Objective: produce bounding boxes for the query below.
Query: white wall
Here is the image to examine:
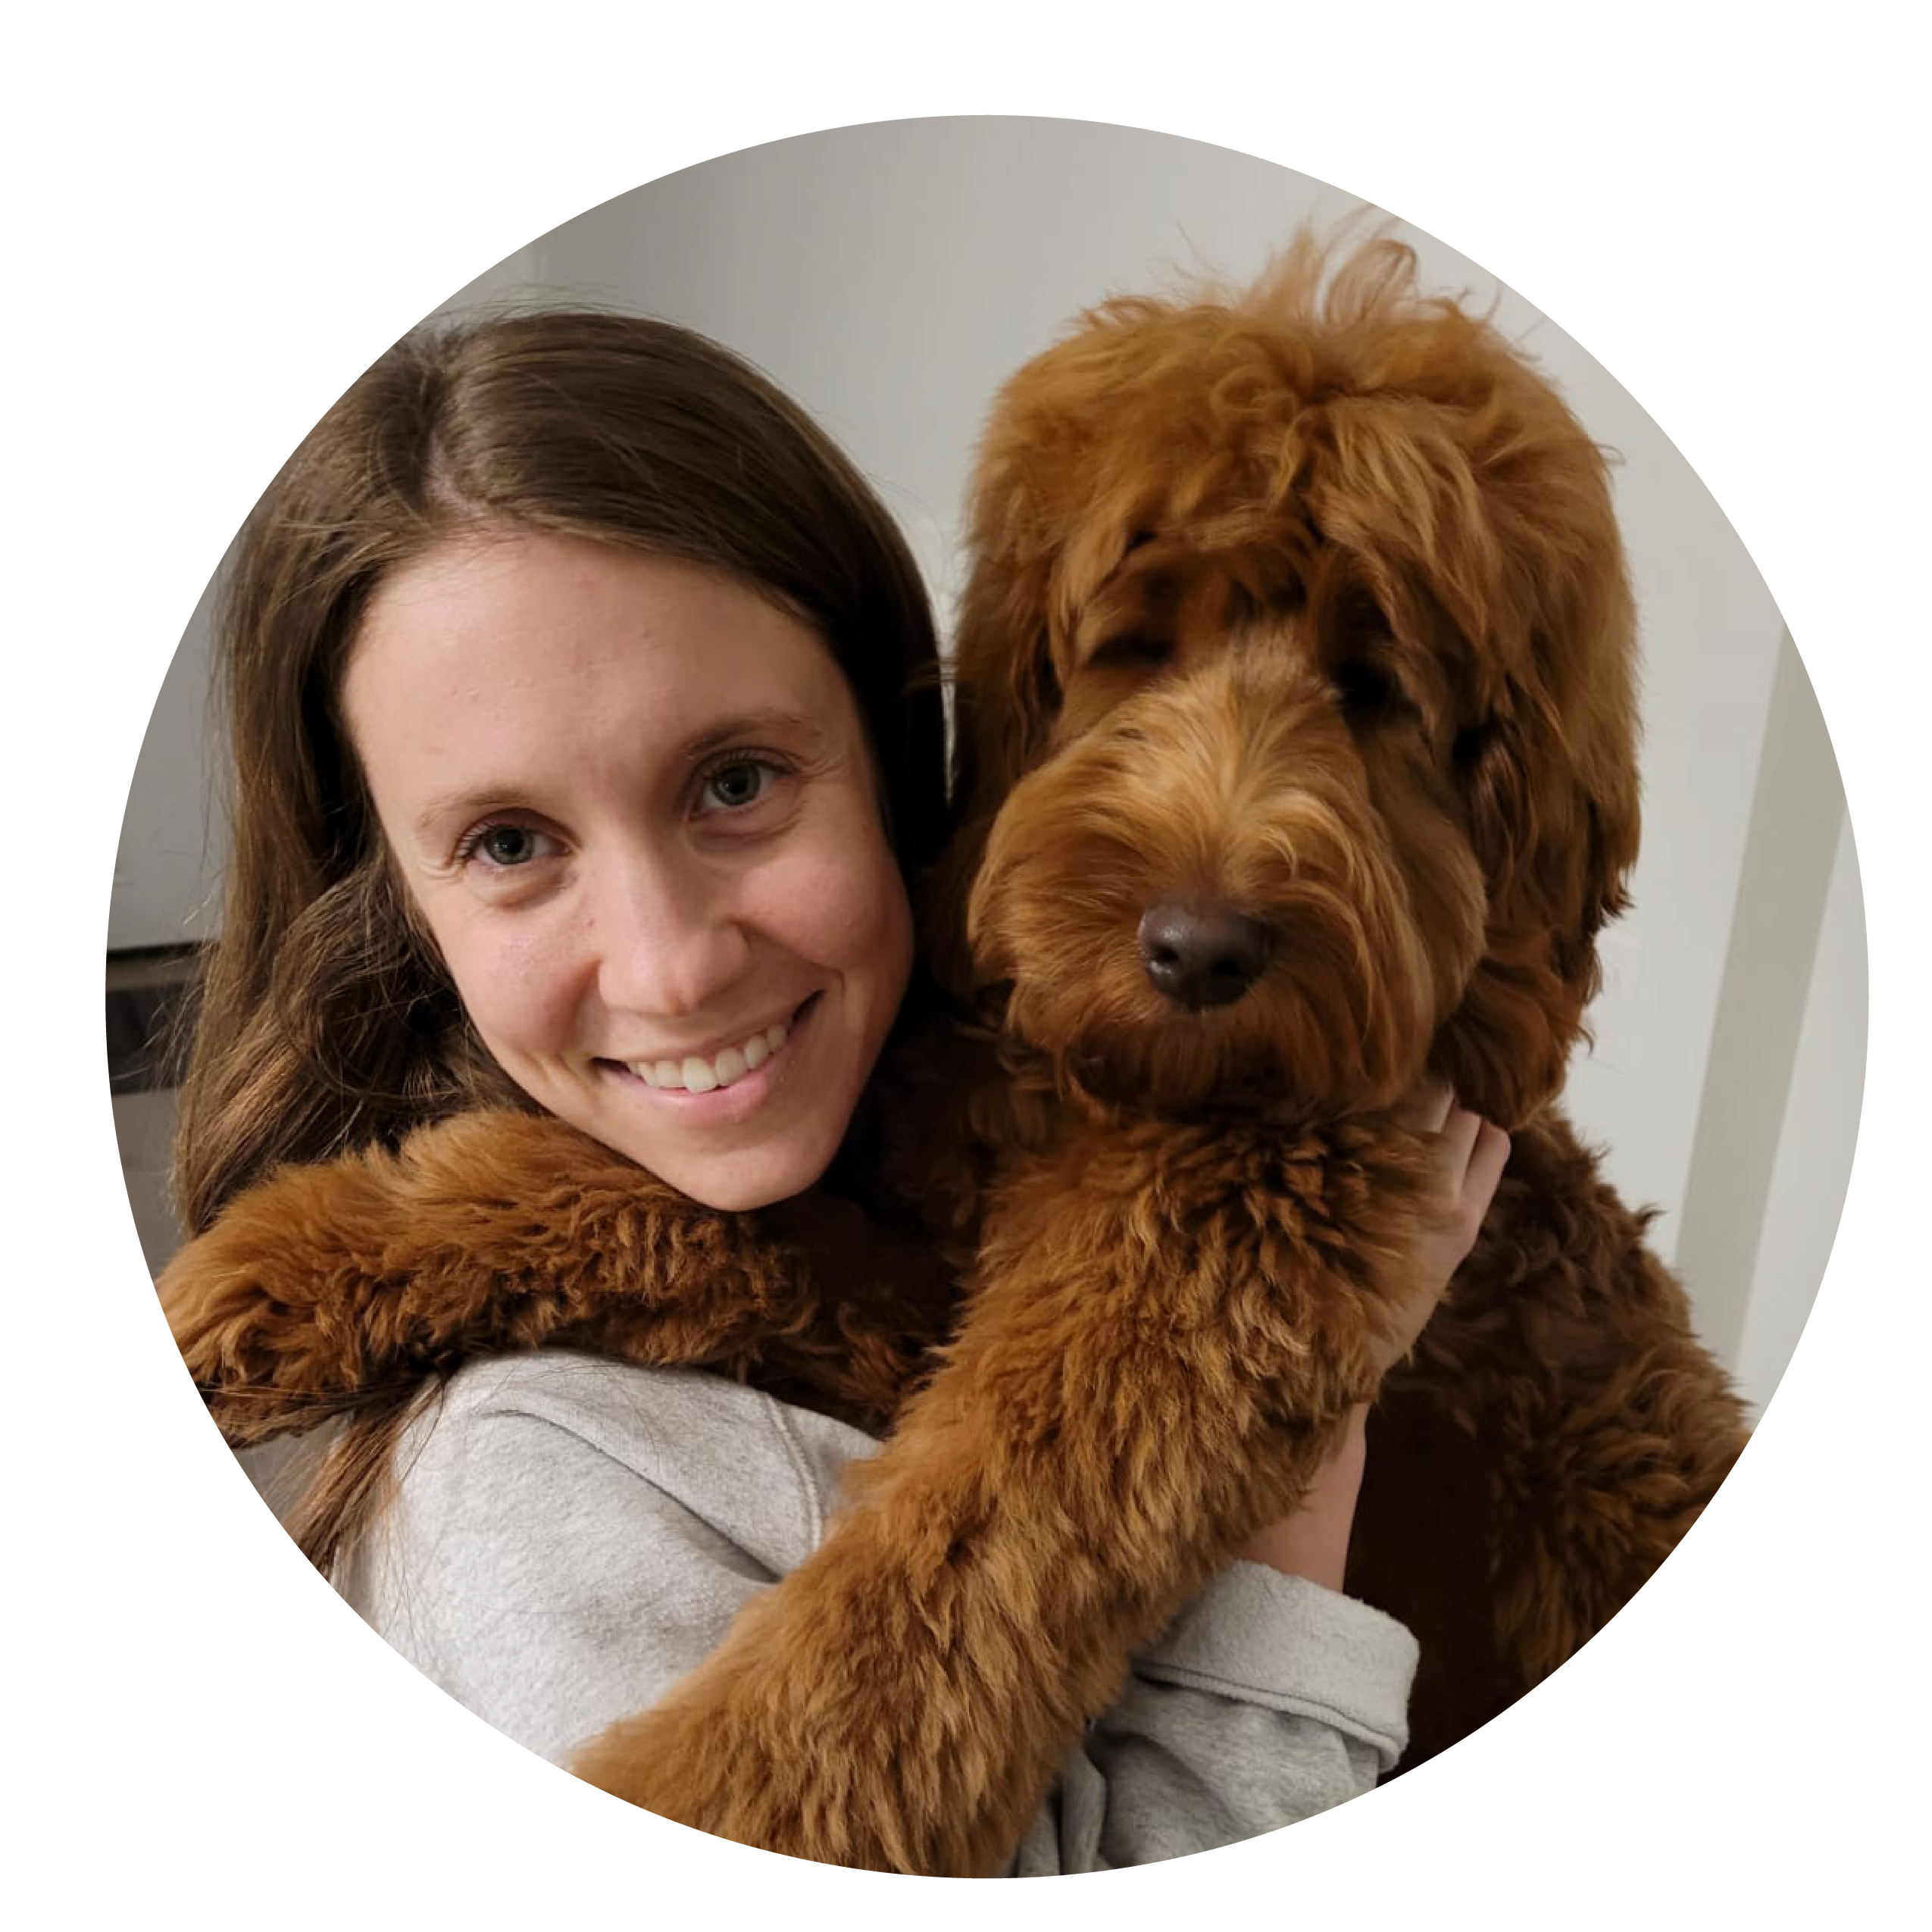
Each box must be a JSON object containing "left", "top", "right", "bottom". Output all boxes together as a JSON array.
[
  {"left": 110, "top": 117, "right": 1861, "bottom": 1405},
  {"left": 1731, "top": 810, "right": 1866, "bottom": 1415},
  {"left": 1674, "top": 633, "right": 1859, "bottom": 1405},
  {"left": 109, "top": 569, "right": 224, "bottom": 950}
]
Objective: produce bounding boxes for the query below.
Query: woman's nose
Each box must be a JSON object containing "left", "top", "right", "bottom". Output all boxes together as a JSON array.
[{"left": 589, "top": 854, "right": 753, "bottom": 1021}]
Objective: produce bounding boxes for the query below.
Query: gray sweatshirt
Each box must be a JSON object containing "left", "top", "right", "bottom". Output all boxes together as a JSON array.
[{"left": 338, "top": 1350, "right": 1417, "bottom": 1873}]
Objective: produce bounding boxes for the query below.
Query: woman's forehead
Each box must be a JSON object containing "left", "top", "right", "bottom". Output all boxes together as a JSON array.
[{"left": 345, "top": 534, "right": 860, "bottom": 746}]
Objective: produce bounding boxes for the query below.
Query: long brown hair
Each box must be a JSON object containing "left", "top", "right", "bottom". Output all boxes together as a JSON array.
[{"left": 172, "top": 310, "right": 949, "bottom": 1564}]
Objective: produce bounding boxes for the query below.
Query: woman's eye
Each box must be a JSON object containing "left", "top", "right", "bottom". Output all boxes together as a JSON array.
[
  {"left": 464, "top": 824, "right": 552, "bottom": 868},
  {"left": 699, "top": 758, "right": 781, "bottom": 813}
]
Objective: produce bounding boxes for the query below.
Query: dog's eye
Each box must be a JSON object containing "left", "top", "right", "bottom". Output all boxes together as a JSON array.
[
  {"left": 1337, "top": 590, "right": 1393, "bottom": 641},
  {"left": 1089, "top": 632, "right": 1173, "bottom": 673},
  {"left": 1331, "top": 658, "right": 1401, "bottom": 718}
]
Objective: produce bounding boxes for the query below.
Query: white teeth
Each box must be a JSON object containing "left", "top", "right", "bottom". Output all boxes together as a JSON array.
[{"left": 629, "top": 1016, "right": 792, "bottom": 1093}]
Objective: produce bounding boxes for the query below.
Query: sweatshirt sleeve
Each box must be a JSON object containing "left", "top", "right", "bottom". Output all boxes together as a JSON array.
[
  {"left": 1010, "top": 1561, "right": 1418, "bottom": 1873},
  {"left": 347, "top": 1358, "right": 1416, "bottom": 1870},
  {"left": 345, "top": 1365, "right": 799, "bottom": 1770}
]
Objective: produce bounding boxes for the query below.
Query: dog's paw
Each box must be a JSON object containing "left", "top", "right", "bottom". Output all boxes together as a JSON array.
[
  {"left": 157, "top": 1149, "right": 424, "bottom": 1443},
  {"left": 157, "top": 1109, "right": 639, "bottom": 1441}
]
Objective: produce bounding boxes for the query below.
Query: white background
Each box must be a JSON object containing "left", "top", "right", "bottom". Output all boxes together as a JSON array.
[{"left": 14, "top": 3, "right": 1924, "bottom": 1925}]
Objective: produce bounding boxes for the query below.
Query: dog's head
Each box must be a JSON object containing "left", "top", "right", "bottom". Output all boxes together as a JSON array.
[{"left": 932, "top": 235, "right": 1639, "bottom": 1130}]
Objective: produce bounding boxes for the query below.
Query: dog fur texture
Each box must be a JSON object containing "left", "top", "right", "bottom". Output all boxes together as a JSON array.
[{"left": 161, "top": 234, "right": 1751, "bottom": 1872}]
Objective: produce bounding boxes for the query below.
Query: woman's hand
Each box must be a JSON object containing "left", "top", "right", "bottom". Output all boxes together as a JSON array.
[
  {"left": 1237, "top": 1403, "right": 1371, "bottom": 1590},
  {"left": 1238, "top": 1083, "right": 1509, "bottom": 1587},
  {"left": 1370, "top": 1080, "right": 1513, "bottom": 1374}
]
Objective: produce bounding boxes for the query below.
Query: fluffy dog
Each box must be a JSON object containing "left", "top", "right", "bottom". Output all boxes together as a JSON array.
[{"left": 161, "top": 233, "right": 1750, "bottom": 1870}]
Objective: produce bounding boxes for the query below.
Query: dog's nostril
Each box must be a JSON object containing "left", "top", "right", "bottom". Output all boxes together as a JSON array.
[{"left": 1137, "top": 902, "right": 1272, "bottom": 1009}]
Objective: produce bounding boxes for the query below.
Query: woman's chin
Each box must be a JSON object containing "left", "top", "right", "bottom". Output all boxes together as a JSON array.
[
  {"left": 663, "top": 1145, "right": 833, "bottom": 1215},
  {"left": 620, "top": 1114, "right": 845, "bottom": 1214}
]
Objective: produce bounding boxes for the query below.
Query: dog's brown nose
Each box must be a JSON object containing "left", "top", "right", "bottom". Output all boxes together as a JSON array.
[{"left": 1137, "top": 901, "right": 1272, "bottom": 1009}]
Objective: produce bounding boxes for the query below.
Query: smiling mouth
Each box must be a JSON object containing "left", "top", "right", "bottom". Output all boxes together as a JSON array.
[{"left": 617, "top": 995, "right": 818, "bottom": 1094}]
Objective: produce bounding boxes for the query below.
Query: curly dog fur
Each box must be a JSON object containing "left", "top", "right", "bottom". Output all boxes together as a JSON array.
[{"left": 161, "top": 233, "right": 1749, "bottom": 1871}]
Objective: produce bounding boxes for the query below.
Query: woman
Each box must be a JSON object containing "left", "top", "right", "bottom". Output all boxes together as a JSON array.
[{"left": 170, "top": 309, "right": 1508, "bottom": 1871}]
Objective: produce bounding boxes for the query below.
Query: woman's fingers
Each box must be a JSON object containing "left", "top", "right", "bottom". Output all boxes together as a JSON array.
[
  {"left": 1368, "top": 1092, "right": 1512, "bottom": 1375},
  {"left": 1421, "top": 1101, "right": 1511, "bottom": 1252},
  {"left": 1431, "top": 1100, "right": 1483, "bottom": 1179},
  {"left": 1396, "top": 1080, "right": 1510, "bottom": 1247},
  {"left": 1396, "top": 1077, "right": 1455, "bottom": 1136},
  {"left": 1464, "top": 1118, "right": 1512, "bottom": 1215}
]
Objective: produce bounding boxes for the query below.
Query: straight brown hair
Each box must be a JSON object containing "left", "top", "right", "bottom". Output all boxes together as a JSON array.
[{"left": 170, "top": 310, "right": 949, "bottom": 1564}]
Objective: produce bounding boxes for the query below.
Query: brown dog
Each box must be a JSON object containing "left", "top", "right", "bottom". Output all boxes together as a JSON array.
[{"left": 162, "top": 233, "right": 1749, "bottom": 1870}]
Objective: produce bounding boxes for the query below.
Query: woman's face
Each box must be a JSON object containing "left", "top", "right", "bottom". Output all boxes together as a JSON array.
[{"left": 343, "top": 533, "right": 914, "bottom": 1211}]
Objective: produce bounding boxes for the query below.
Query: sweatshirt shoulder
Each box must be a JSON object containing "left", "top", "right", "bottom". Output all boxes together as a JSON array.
[{"left": 401, "top": 1352, "right": 880, "bottom": 1577}]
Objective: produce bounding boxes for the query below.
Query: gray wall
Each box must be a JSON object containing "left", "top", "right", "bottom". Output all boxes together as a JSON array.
[{"left": 111, "top": 117, "right": 1862, "bottom": 1418}]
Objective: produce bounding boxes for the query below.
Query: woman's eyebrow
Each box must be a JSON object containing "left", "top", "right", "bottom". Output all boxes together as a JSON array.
[
  {"left": 677, "top": 708, "right": 828, "bottom": 760},
  {"left": 410, "top": 788, "right": 526, "bottom": 843}
]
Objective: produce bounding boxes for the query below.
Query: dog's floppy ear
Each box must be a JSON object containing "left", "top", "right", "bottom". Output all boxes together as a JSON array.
[
  {"left": 1433, "top": 564, "right": 1641, "bottom": 1129},
  {"left": 1302, "top": 331, "right": 1642, "bottom": 1130}
]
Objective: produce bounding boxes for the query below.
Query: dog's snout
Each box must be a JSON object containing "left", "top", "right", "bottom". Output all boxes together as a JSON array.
[{"left": 1137, "top": 901, "right": 1272, "bottom": 1010}]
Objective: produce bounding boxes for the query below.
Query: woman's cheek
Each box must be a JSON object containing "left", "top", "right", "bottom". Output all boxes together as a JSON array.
[
  {"left": 439, "top": 912, "right": 577, "bottom": 1052},
  {"left": 789, "top": 824, "right": 911, "bottom": 974}
]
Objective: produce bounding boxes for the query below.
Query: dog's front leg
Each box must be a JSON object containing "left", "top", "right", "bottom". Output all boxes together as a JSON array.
[
  {"left": 571, "top": 1109, "right": 1440, "bottom": 1874},
  {"left": 160, "top": 1108, "right": 943, "bottom": 1445}
]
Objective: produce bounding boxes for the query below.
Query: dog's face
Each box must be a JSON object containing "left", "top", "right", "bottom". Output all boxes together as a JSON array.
[{"left": 936, "top": 239, "right": 1640, "bottom": 1130}]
